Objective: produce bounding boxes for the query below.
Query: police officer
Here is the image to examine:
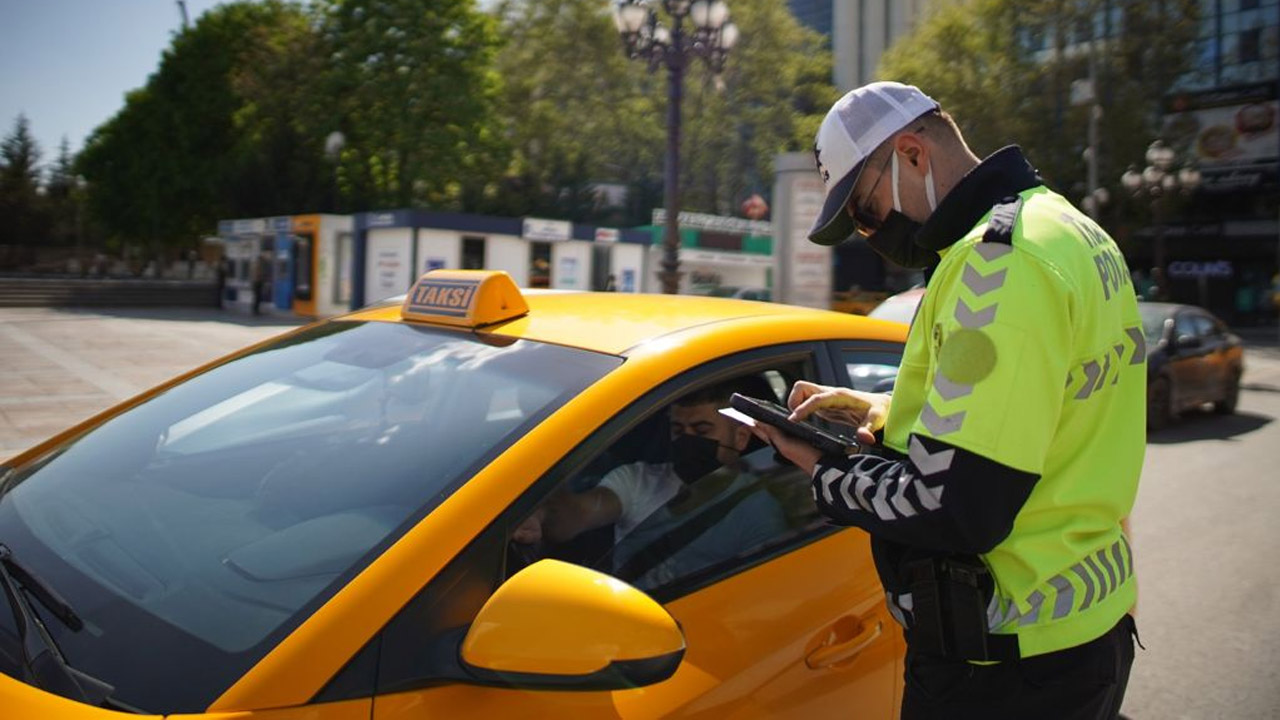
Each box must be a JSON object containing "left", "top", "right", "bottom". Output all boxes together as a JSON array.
[{"left": 753, "top": 82, "right": 1143, "bottom": 719}]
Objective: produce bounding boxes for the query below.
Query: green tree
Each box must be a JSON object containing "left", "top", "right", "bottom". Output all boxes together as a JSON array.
[
  {"left": 0, "top": 114, "right": 50, "bottom": 247},
  {"left": 678, "top": 0, "right": 837, "bottom": 216},
  {"left": 78, "top": 1, "right": 318, "bottom": 256},
  {"left": 488, "top": 0, "right": 661, "bottom": 223},
  {"left": 317, "top": 0, "right": 505, "bottom": 210},
  {"left": 879, "top": 0, "right": 1199, "bottom": 204},
  {"left": 44, "top": 137, "right": 81, "bottom": 247},
  {"left": 490, "top": 0, "right": 836, "bottom": 225},
  {"left": 229, "top": 3, "right": 340, "bottom": 213}
]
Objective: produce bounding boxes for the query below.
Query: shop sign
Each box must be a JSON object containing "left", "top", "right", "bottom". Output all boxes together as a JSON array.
[
  {"left": 220, "top": 218, "right": 267, "bottom": 236},
  {"left": 1199, "top": 165, "right": 1274, "bottom": 193},
  {"left": 594, "top": 228, "right": 619, "bottom": 243},
  {"left": 523, "top": 217, "right": 572, "bottom": 242},
  {"left": 1162, "top": 82, "right": 1279, "bottom": 169},
  {"left": 366, "top": 213, "right": 399, "bottom": 228},
  {"left": 682, "top": 249, "right": 773, "bottom": 266},
  {"left": 652, "top": 209, "right": 772, "bottom": 236},
  {"left": 1167, "top": 260, "right": 1234, "bottom": 279}
]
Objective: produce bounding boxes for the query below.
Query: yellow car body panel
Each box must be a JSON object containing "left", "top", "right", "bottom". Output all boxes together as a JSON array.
[
  {"left": 1, "top": 284, "right": 908, "bottom": 719},
  {"left": 460, "top": 560, "right": 685, "bottom": 674},
  {"left": 0, "top": 673, "right": 163, "bottom": 720},
  {"left": 372, "top": 533, "right": 903, "bottom": 720}
]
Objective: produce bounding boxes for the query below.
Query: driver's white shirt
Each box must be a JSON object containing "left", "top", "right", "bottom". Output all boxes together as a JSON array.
[{"left": 598, "top": 462, "right": 680, "bottom": 541}]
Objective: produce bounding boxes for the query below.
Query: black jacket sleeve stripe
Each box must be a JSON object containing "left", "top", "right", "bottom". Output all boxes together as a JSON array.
[{"left": 812, "top": 433, "right": 1039, "bottom": 555}]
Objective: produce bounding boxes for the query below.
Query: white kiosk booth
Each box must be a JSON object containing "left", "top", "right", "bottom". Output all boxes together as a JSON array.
[
  {"left": 353, "top": 210, "right": 650, "bottom": 307},
  {"left": 215, "top": 216, "right": 285, "bottom": 314},
  {"left": 287, "top": 214, "right": 355, "bottom": 318}
]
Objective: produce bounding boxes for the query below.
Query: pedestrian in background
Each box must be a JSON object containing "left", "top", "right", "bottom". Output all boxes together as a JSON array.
[
  {"left": 753, "top": 81, "right": 1144, "bottom": 720},
  {"left": 249, "top": 253, "right": 268, "bottom": 316}
]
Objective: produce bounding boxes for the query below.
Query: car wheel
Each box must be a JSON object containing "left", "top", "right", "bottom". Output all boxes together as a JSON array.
[
  {"left": 1213, "top": 371, "right": 1241, "bottom": 415},
  {"left": 1148, "top": 377, "right": 1174, "bottom": 430}
]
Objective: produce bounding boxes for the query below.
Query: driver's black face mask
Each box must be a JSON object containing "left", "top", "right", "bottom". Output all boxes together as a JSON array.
[
  {"left": 865, "top": 210, "right": 939, "bottom": 270},
  {"left": 671, "top": 434, "right": 725, "bottom": 484}
]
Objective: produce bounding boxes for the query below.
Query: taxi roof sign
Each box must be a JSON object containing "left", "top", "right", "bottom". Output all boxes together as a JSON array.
[{"left": 401, "top": 270, "right": 529, "bottom": 328}]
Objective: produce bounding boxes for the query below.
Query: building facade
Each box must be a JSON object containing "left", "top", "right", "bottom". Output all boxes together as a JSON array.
[
  {"left": 788, "top": 0, "right": 929, "bottom": 91},
  {"left": 1158, "top": 0, "right": 1277, "bottom": 321}
]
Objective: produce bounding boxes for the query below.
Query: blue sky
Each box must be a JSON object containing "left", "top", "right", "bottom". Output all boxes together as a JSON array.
[{"left": 0, "top": 0, "right": 228, "bottom": 166}]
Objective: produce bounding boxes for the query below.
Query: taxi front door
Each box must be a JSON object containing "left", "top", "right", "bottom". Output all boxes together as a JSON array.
[{"left": 370, "top": 527, "right": 900, "bottom": 720}]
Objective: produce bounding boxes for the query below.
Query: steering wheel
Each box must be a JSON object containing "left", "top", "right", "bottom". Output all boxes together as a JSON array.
[{"left": 504, "top": 538, "right": 546, "bottom": 578}]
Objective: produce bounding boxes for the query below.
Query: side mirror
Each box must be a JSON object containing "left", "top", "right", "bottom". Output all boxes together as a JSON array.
[
  {"left": 1175, "top": 334, "right": 1202, "bottom": 350},
  {"left": 460, "top": 560, "right": 685, "bottom": 690}
]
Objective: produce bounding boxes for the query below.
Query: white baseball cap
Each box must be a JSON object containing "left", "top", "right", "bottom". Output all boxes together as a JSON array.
[{"left": 809, "top": 82, "right": 939, "bottom": 246}]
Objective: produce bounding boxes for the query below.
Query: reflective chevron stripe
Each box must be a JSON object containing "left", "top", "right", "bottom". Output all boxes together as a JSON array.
[
  {"left": 1048, "top": 574, "right": 1075, "bottom": 620},
  {"left": 913, "top": 479, "right": 944, "bottom": 510},
  {"left": 908, "top": 435, "right": 955, "bottom": 475},
  {"left": 955, "top": 298, "right": 997, "bottom": 328},
  {"left": 1126, "top": 327, "right": 1146, "bottom": 364},
  {"left": 815, "top": 455, "right": 947, "bottom": 522},
  {"left": 1076, "top": 360, "right": 1102, "bottom": 399},
  {"left": 1018, "top": 590, "right": 1045, "bottom": 626},
  {"left": 933, "top": 371, "right": 973, "bottom": 400},
  {"left": 990, "top": 536, "right": 1135, "bottom": 632},
  {"left": 974, "top": 242, "right": 1013, "bottom": 261},
  {"left": 1073, "top": 327, "right": 1146, "bottom": 400},
  {"left": 920, "top": 403, "right": 966, "bottom": 435},
  {"left": 1084, "top": 554, "right": 1109, "bottom": 602},
  {"left": 1071, "top": 562, "right": 1096, "bottom": 611},
  {"left": 889, "top": 472, "right": 919, "bottom": 517},
  {"left": 962, "top": 264, "right": 1007, "bottom": 296}
]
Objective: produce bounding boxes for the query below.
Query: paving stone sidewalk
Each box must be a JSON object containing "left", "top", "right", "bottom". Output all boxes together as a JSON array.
[{"left": 1, "top": 307, "right": 304, "bottom": 462}]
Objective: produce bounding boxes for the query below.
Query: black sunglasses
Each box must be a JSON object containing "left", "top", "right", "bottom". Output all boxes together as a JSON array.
[
  {"left": 851, "top": 150, "right": 894, "bottom": 237},
  {"left": 850, "top": 126, "right": 926, "bottom": 237}
]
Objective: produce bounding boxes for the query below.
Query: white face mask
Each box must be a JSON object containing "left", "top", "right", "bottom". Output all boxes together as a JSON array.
[{"left": 891, "top": 151, "right": 938, "bottom": 215}]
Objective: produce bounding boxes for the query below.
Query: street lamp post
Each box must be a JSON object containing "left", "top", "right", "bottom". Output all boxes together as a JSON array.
[
  {"left": 324, "top": 131, "right": 346, "bottom": 213},
  {"left": 73, "top": 175, "right": 87, "bottom": 275},
  {"left": 614, "top": 0, "right": 738, "bottom": 294},
  {"left": 1121, "top": 139, "right": 1201, "bottom": 302}
]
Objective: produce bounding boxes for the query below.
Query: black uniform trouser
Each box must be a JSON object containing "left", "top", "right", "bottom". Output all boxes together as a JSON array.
[{"left": 901, "top": 614, "right": 1137, "bottom": 720}]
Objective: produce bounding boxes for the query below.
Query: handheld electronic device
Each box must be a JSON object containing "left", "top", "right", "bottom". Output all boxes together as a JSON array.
[{"left": 725, "top": 393, "right": 860, "bottom": 456}]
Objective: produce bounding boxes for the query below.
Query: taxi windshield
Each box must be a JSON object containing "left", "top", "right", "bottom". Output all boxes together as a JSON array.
[{"left": 0, "top": 320, "right": 619, "bottom": 713}]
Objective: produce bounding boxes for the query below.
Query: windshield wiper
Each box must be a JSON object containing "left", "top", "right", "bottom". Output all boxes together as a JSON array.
[
  {"left": 0, "top": 545, "right": 82, "bottom": 632},
  {"left": 0, "top": 467, "right": 15, "bottom": 498},
  {"left": 0, "top": 544, "right": 114, "bottom": 707}
]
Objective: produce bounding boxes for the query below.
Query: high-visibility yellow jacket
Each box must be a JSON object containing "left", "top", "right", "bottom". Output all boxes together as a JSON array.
[{"left": 812, "top": 147, "right": 1145, "bottom": 658}]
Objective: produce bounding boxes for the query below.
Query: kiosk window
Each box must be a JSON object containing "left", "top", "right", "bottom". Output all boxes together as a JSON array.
[
  {"left": 335, "top": 232, "right": 353, "bottom": 304},
  {"left": 529, "top": 242, "right": 552, "bottom": 288},
  {"left": 462, "top": 237, "right": 486, "bottom": 270}
]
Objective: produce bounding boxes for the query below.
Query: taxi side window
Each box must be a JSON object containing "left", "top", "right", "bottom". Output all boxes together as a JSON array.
[{"left": 508, "top": 363, "right": 826, "bottom": 600}]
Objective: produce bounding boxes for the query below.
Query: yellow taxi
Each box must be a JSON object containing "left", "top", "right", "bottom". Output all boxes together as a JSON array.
[{"left": 0, "top": 270, "right": 909, "bottom": 719}]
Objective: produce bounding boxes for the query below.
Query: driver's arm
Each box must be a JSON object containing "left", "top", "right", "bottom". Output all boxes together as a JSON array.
[
  {"left": 513, "top": 485, "right": 622, "bottom": 545},
  {"left": 540, "top": 486, "right": 622, "bottom": 544}
]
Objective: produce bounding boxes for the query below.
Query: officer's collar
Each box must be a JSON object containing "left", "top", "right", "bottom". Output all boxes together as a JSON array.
[{"left": 914, "top": 146, "right": 1042, "bottom": 253}]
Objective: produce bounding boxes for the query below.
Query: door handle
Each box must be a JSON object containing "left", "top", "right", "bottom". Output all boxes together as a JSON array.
[{"left": 805, "top": 620, "right": 884, "bottom": 669}]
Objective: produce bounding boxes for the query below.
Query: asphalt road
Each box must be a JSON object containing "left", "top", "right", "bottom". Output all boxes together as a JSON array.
[
  {"left": 1, "top": 307, "right": 1278, "bottom": 717},
  {"left": 1123, "top": 341, "right": 1280, "bottom": 719}
]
